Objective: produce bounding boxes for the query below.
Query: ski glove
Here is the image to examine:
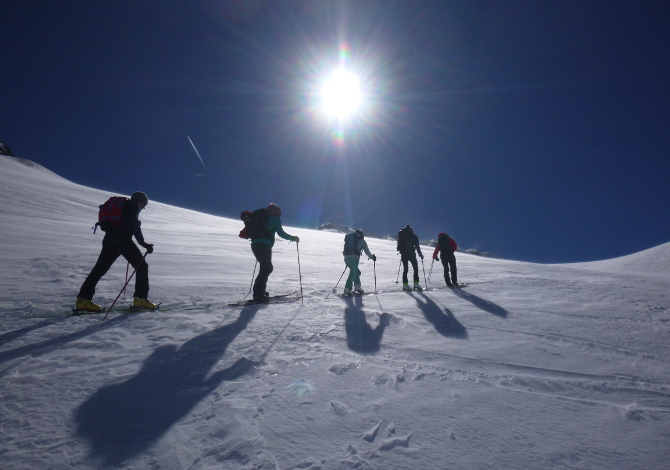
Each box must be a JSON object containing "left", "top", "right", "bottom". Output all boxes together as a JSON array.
[
  {"left": 293, "top": 236, "right": 300, "bottom": 243},
  {"left": 140, "top": 242, "right": 154, "bottom": 254},
  {"left": 420, "top": 254, "right": 424, "bottom": 260},
  {"left": 371, "top": 254, "right": 377, "bottom": 262}
]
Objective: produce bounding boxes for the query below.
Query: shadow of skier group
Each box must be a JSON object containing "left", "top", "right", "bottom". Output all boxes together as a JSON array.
[
  {"left": 410, "top": 291, "right": 468, "bottom": 339},
  {"left": 343, "top": 295, "right": 390, "bottom": 354},
  {"left": 449, "top": 288, "right": 509, "bottom": 318},
  {"left": 74, "top": 305, "right": 261, "bottom": 467}
]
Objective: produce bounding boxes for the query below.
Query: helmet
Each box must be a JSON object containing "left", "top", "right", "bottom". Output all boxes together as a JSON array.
[
  {"left": 131, "top": 191, "right": 149, "bottom": 205},
  {"left": 355, "top": 229, "right": 364, "bottom": 239},
  {"left": 267, "top": 203, "right": 281, "bottom": 216}
]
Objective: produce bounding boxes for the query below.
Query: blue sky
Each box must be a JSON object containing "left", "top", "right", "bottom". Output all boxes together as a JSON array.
[{"left": 2, "top": 0, "right": 669, "bottom": 263}]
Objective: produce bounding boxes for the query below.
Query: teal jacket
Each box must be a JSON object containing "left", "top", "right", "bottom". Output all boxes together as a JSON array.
[{"left": 251, "top": 214, "right": 296, "bottom": 246}]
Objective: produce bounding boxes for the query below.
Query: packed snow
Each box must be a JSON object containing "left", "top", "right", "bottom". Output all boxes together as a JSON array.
[{"left": 1, "top": 155, "right": 669, "bottom": 469}]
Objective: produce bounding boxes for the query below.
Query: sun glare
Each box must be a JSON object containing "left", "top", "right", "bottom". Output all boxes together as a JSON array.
[{"left": 320, "top": 69, "right": 361, "bottom": 118}]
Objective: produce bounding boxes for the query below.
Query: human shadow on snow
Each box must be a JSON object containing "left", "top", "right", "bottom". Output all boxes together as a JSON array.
[
  {"left": 74, "top": 305, "right": 261, "bottom": 467},
  {"left": 343, "top": 295, "right": 389, "bottom": 354},
  {"left": 410, "top": 292, "right": 468, "bottom": 339},
  {"left": 449, "top": 288, "right": 509, "bottom": 318}
]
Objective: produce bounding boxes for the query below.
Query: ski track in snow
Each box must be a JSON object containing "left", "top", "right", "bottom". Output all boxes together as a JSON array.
[{"left": 1, "top": 155, "right": 670, "bottom": 469}]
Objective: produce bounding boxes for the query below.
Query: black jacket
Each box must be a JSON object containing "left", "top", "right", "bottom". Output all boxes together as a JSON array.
[{"left": 400, "top": 233, "right": 422, "bottom": 258}]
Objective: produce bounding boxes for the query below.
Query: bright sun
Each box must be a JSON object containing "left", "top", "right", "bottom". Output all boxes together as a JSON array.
[{"left": 320, "top": 69, "right": 361, "bottom": 118}]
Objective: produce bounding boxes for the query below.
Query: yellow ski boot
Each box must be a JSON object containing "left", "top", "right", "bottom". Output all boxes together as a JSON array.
[
  {"left": 133, "top": 297, "right": 158, "bottom": 310},
  {"left": 75, "top": 297, "right": 104, "bottom": 313}
]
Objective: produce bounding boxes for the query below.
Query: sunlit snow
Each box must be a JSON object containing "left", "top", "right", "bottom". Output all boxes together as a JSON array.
[{"left": 1, "top": 155, "right": 669, "bottom": 469}]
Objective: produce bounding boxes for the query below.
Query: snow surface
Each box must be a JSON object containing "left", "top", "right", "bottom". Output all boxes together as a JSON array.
[{"left": 1, "top": 154, "right": 669, "bottom": 469}]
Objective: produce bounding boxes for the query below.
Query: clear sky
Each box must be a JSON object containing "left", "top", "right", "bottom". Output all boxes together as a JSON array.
[{"left": 2, "top": 0, "right": 669, "bottom": 263}]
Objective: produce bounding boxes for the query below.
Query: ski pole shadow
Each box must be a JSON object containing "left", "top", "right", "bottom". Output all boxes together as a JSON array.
[
  {"left": 343, "top": 295, "right": 389, "bottom": 355},
  {"left": 0, "top": 315, "right": 131, "bottom": 370},
  {"left": 410, "top": 292, "right": 468, "bottom": 339},
  {"left": 0, "top": 318, "right": 59, "bottom": 347},
  {"left": 74, "top": 305, "right": 261, "bottom": 467},
  {"left": 450, "top": 288, "right": 509, "bottom": 318}
]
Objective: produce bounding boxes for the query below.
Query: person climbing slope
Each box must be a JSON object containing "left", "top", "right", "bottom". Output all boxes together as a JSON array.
[
  {"left": 342, "top": 229, "right": 376, "bottom": 296},
  {"left": 397, "top": 225, "right": 423, "bottom": 290},
  {"left": 432, "top": 232, "right": 458, "bottom": 287}
]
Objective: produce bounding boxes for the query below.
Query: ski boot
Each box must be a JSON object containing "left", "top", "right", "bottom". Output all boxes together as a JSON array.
[
  {"left": 253, "top": 292, "right": 270, "bottom": 302},
  {"left": 413, "top": 282, "right": 423, "bottom": 291},
  {"left": 74, "top": 297, "right": 104, "bottom": 314},
  {"left": 354, "top": 285, "right": 365, "bottom": 295},
  {"left": 133, "top": 297, "right": 158, "bottom": 310},
  {"left": 402, "top": 283, "right": 412, "bottom": 291},
  {"left": 343, "top": 287, "right": 354, "bottom": 296}
]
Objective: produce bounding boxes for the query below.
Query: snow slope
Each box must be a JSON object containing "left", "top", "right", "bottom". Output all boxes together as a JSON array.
[
  {"left": 1, "top": 155, "right": 669, "bottom": 469},
  {"left": 567, "top": 242, "right": 670, "bottom": 277}
]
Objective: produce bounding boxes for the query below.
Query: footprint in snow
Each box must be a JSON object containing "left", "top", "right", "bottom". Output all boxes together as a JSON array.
[
  {"left": 362, "top": 419, "right": 383, "bottom": 442},
  {"left": 378, "top": 432, "right": 412, "bottom": 451}
]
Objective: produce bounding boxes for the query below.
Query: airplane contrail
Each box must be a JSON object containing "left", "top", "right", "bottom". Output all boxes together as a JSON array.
[{"left": 187, "top": 135, "right": 207, "bottom": 172}]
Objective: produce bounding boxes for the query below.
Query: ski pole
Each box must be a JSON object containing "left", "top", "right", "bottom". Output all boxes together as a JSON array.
[
  {"left": 373, "top": 258, "right": 377, "bottom": 293},
  {"left": 244, "top": 260, "right": 258, "bottom": 300},
  {"left": 428, "top": 259, "right": 434, "bottom": 284},
  {"left": 421, "top": 257, "right": 428, "bottom": 289},
  {"left": 327, "top": 265, "right": 348, "bottom": 299},
  {"left": 395, "top": 260, "right": 401, "bottom": 284},
  {"left": 123, "top": 261, "right": 130, "bottom": 299},
  {"left": 103, "top": 251, "right": 149, "bottom": 321},
  {"left": 296, "top": 242, "right": 303, "bottom": 303}
]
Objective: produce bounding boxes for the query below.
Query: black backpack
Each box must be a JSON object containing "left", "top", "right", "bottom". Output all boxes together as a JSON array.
[
  {"left": 343, "top": 232, "right": 361, "bottom": 256},
  {"left": 438, "top": 233, "right": 453, "bottom": 253},
  {"left": 239, "top": 208, "right": 271, "bottom": 240},
  {"left": 397, "top": 228, "right": 413, "bottom": 252}
]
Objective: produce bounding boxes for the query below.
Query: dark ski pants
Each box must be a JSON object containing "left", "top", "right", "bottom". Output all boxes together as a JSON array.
[
  {"left": 251, "top": 242, "right": 273, "bottom": 296},
  {"left": 441, "top": 252, "right": 457, "bottom": 285},
  {"left": 78, "top": 236, "right": 149, "bottom": 300},
  {"left": 401, "top": 255, "right": 419, "bottom": 284}
]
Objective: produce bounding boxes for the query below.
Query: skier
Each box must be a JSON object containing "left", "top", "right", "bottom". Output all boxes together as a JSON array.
[
  {"left": 397, "top": 225, "right": 423, "bottom": 290},
  {"left": 342, "top": 229, "right": 376, "bottom": 295},
  {"left": 76, "top": 191, "right": 156, "bottom": 312},
  {"left": 432, "top": 233, "right": 458, "bottom": 287},
  {"left": 250, "top": 203, "right": 299, "bottom": 302}
]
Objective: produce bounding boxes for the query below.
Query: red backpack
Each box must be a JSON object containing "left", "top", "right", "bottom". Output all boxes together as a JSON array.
[{"left": 93, "top": 196, "right": 129, "bottom": 233}]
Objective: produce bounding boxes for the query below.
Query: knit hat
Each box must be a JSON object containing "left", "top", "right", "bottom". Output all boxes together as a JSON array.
[
  {"left": 267, "top": 203, "right": 281, "bottom": 216},
  {"left": 131, "top": 191, "right": 149, "bottom": 205}
]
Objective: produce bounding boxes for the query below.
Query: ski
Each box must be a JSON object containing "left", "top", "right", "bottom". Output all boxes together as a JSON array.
[
  {"left": 228, "top": 297, "right": 301, "bottom": 306},
  {"left": 426, "top": 283, "right": 471, "bottom": 291},
  {"left": 364, "top": 284, "right": 471, "bottom": 297},
  {"left": 228, "top": 292, "right": 300, "bottom": 306},
  {"left": 28, "top": 302, "right": 188, "bottom": 319},
  {"left": 111, "top": 303, "right": 162, "bottom": 314},
  {"left": 160, "top": 303, "right": 212, "bottom": 312}
]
